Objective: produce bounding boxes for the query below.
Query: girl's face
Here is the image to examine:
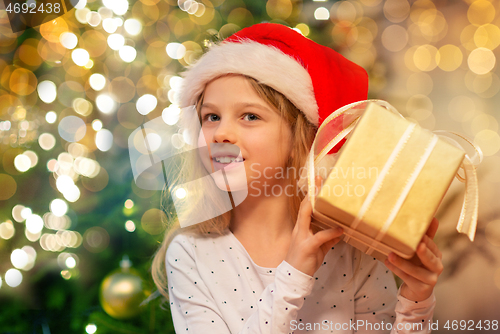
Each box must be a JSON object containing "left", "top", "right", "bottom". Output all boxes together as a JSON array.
[{"left": 198, "top": 75, "right": 293, "bottom": 196}]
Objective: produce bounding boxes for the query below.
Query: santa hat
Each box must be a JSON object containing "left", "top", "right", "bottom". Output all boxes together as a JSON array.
[{"left": 179, "top": 22, "right": 368, "bottom": 153}]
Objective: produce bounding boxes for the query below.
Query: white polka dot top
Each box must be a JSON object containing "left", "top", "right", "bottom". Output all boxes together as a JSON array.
[{"left": 166, "top": 228, "right": 435, "bottom": 333}]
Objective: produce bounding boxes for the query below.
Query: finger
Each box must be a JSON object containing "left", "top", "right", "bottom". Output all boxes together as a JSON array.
[
  {"left": 426, "top": 217, "right": 439, "bottom": 239},
  {"left": 297, "top": 195, "right": 312, "bottom": 233},
  {"left": 311, "top": 227, "right": 343, "bottom": 249},
  {"left": 387, "top": 252, "right": 439, "bottom": 286},
  {"left": 421, "top": 235, "right": 442, "bottom": 260},
  {"left": 384, "top": 258, "right": 430, "bottom": 289},
  {"left": 320, "top": 237, "right": 342, "bottom": 255},
  {"left": 416, "top": 242, "right": 444, "bottom": 275}
]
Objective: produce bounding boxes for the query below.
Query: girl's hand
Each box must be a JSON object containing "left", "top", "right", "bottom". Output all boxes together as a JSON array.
[
  {"left": 285, "top": 176, "right": 344, "bottom": 277},
  {"left": 384, "top": 217, "right": 443, "bottom": 302}
]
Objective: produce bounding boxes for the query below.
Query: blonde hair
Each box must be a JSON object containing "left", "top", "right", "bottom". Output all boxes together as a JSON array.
[{"left": 151, "top": 74, "right": 361, "bottom": 301}]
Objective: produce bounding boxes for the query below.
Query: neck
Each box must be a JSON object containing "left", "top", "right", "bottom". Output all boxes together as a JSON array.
[{"left": 229, "top": 191, "right": 295, "bottom": 243}]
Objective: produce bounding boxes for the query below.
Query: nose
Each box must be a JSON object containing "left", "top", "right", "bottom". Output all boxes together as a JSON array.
[{"left": 213, "top": 118, "right": 237, "bottom": 144}]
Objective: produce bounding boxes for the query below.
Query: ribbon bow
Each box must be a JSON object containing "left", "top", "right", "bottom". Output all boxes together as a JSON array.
[{"left": 306, "top": 100, "right": 483, "bottom": 241}]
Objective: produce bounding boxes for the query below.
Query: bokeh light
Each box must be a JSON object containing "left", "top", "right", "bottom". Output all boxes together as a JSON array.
[
  {"left": 468, "top": 47, "right": 496, "bottom": 74},
  {"left": 26, "top": 214, "right": 44, "bottom": 234},
  {"left": 72, "top": 48, "right": 91, "bottom": 67},
  {"left": 0, "top": 220, "right": 15, "bottom": 240},
  {"left": 92, "top": 120, "right": 103, "bottom": 131},
  {"left": 124, "top": 19, "right": 142, "bottom": 35},
  {"left": 413, "top": 44, "right": 439, "bottom": 71},
  {"left": 474, "top": 129, "right": 500, "bottom": 156},
  {"left": 467, "top": 0, "right": 495, "bottom": 26},
  {"left": 136, "top": 94, "right": 157, "bottom": 115},
  {"left": 166, "top": 43, "right": 186, "bottom": 59},
  {"left": 295, "top": 23, "right": 310, "bottom": 36},
  {"left": 383, "top": 0, "right": 410, "bottom": 23},
  {"left": 11, "top": 249, "right": 29, "bottom": 270},
  {"left": 37, "top": 81, "right": 57, "bottom": 104},
  {"left": 89, "top": 73, "right": 106, "bottom": 91},
  {"left": 39, "top": 133, "right": 56, "bottom": 151},
  {"left": 12, "top": 205, "right": 25, "bottom": 222},
  {"left": 103, "top": 18, "right": 118, "bottom": 33},
  {"left": 96, "top": 94, "right": 116, "bottom": 114},
  {"left": 125, "top": 220, "right": 136, "bottom": 232},
  {"left": 50, "top": 199, "right": 69, "bottom": 217},
  {"left": 60, "top": 32, "right": 78, "bottom": 49},
  {"left": 45, "top": 111, "right": 57, "bottom": 124},
  {"left": 107, "top": 34, "right": 125, "bottom": 50},
  {"left": 314, "top": 7, "right": 329, "bottom": 20},
  {"left": 86, "top": 11, "right": 102, "bottom": 27},
  {"left": 21, "top": 207, "right": 32, "bottom": 220},
  {"left": 86, "top": 324, "right": 97, "bottom": 334},
  {"left": 83, "top": 227, "right": 110, "bottom": 253},
  {"left": 437, "top": 45, "right": 463, "bottom": 71},
  {"left": 124, "top": 199, "right": 134, "bottom": 209},
  {"left": 162, "top": 105, "right": 181, "bottom": 125},
  {"left": 5, "top": 269, "right": 22, "bottom": 287},
  {"left": 66, "top": 256, "right": 77, "bottom": 268},
  {"left": 381, "top": 25, "right": 408, "bottom": 52},
  {"left": 14, "top": 154, "right": 31, "bottom": 172},
  {"left": 175, "top": 187, "right": 187, "bottom": 199},
  {"left": 141, "top": 209, "right": 166, "bottom": 235},
  {"left": 0, "top": 174, "right": 17, "bottom": 200},
  {"left": 58, "top": 116, "right": 87, "bottom": 142},
  {"left": 119, "top": 45, "right": 137, "bottom": 63},
  {"left": 95, "top": 129, "right": 113, "bottom": 152},
  {"left": 23, "top": 151, "right": 38, "bottom": 168},
  {"left": 21, "top": 246, "right": 37, "bottom": 271}
]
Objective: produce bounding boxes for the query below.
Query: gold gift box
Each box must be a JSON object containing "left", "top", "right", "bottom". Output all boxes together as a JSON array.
[{"left": 311, "top": 102, "right": 465, "bottom": 262}]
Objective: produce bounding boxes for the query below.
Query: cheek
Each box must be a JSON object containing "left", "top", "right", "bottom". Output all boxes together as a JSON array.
[
  {"left": 197, "top": 130, "right": 213, "bottom": 172},
  {"left": 197, "top": 129, "right": 208, "bottom": 148}
]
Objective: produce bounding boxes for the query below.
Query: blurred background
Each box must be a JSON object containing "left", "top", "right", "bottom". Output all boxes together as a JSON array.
[{"left": 0, "top": 0, "right": 499, "bottom": 333}]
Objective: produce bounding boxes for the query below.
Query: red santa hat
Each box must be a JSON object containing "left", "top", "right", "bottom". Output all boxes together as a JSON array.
[{"left": 179, "top": 22, "right": 368, "bottom": 153}]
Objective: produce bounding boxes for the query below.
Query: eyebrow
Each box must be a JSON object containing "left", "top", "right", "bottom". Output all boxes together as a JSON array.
[{"left": 201, "top": 102, "right": 272, "bottom": 113}]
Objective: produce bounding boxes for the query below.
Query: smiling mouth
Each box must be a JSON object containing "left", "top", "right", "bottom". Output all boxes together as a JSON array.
[{"left": 212, "top": 157, "right": 245, "bottom": 163}]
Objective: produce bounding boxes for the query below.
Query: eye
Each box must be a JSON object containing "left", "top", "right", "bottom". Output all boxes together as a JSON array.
[
  {"left": 243, "top": 113, "right": 260, "bottom": 121},
  {"left": 202, "top": 113, "right": 219, "bottom": 122},
  {"left": 202, "top": 113, "right": 260, "bottom": 123}
]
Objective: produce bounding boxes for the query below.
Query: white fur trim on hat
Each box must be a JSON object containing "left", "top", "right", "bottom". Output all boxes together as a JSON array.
[{"left": 179, "top": 39, "right": 319, "bottom": 126}]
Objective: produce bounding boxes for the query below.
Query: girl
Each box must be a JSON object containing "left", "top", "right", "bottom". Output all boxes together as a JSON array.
[{"left": 152, "top": 23, "right": 442, "bottom": 333}]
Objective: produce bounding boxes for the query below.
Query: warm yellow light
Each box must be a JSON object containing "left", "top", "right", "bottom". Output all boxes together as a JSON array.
[
  {"left": 437, "top": 44, "right": 463, "bottom": 72},
  {"left": 468, "top": 47, "right": 496, "bottom": 75},
  {"left": 413, "top": 44, "right": 439, "bottom": 71},
  {"left": 295, "top": 23, "right": 310, "bottom": 37},
  {"left": 474, "top": 129, "right": 500, "bottom": 156}
]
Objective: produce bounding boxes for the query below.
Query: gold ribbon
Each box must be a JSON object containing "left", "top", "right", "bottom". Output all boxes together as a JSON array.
[{"left": 307, "top": 100, "right": 482, "bottom": 243}]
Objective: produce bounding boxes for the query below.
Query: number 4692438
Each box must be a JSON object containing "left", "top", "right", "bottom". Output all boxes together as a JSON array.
[{"left": 444, "top": 320, "right": 498, "bottom": 331}]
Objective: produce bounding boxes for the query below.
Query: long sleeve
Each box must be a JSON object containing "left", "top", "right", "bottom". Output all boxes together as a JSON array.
[
  {"left": 393, "top": 286, "right": 435, "bottom": 334},
  {"left": 238, "top": 260, "right": 315, "bottom": 333},
  {"left": 353, "top": 252, "right": 435, "bottom": 333},
  {"left": 166, "top": 233, "right": 316, "bottom": 334},
  {"left": 166, "top": 235, "right": 230, "bottom": 332}
]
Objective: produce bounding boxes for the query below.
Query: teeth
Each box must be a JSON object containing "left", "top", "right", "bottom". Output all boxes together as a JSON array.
[{"left": 214, "top": 156, "right": 244, "bottom": 163}]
